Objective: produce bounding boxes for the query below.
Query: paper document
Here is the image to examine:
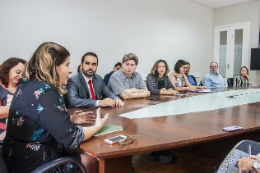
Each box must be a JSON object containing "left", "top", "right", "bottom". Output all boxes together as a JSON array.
[{"left": 190, "top": 89, "right": 211, "bottom": 93}]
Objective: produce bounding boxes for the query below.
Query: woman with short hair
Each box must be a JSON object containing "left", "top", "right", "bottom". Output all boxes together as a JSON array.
[
  {"left": 169, "top": 60, "right": 206, "bottom": 91},
  {"left": 0, "top": 57, "right": 26, "bottom": 140},
  {"left": 233, "top": 66, "right": 252, "bottom": 86},
  {"left": 2, "top": 42, "right": 108, "bottom": 173},
  {"left": 146, "top": 59, "right": 177, "bottom": 95}
]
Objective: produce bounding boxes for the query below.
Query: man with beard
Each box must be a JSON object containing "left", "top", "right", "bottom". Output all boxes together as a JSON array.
[{"left": 67, "top": 52, "right": 124, "bottom": 108}]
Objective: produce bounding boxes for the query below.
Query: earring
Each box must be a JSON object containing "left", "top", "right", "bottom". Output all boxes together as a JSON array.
[{"left": 5, "top": 77, "right": 8, "bottom": 88}]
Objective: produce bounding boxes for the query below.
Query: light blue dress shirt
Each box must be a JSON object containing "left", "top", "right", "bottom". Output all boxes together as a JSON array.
[{"left": 201, "top": 72, "right": 226, "bottom": 88}]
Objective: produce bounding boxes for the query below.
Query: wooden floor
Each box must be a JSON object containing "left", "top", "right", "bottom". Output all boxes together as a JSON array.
[{"left": 132, "top": 151, "right": 222, "bottom": 173}]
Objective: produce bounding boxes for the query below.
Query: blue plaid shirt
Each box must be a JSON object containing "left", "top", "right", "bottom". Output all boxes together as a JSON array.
[{"left": 202, "top": 72, "right": 226, "bottom": 88}]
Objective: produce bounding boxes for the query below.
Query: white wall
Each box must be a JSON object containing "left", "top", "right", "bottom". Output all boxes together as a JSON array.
[
  {"left": 214, "top": 0, "right": 260, "bottom": 84},
  {"left": 0, "top": 0, "right": 213, "bottom": 80}
]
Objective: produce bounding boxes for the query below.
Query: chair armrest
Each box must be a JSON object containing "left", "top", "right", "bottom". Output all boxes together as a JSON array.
[{"left": 31, "top": 157, "right": 86, "bottom": 173}]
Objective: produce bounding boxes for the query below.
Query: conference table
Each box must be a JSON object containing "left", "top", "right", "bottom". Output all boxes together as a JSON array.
[{"left": 68, "top": 86, "right": 260, "bottom": 173}]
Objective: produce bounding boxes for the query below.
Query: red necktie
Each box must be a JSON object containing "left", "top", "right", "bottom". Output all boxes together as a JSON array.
[{"left": 88, "top": 80, "right": 96, "bottom": 100}]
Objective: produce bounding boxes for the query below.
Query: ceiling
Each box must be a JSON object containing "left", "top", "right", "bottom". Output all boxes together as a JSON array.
[{"left": 192, "top": 0, "right": 257, "bottom": 8}]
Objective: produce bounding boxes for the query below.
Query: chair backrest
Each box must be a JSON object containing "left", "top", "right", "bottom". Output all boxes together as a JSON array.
[
  {"left": 32, "top": 157, "right": 86, "bottom": 173},
  {"left": 0, "top": 155, "right": 87, "bottom": 173},
  {"left": 227, "top": 78, "right": 234, "bottom": 87},
  {"left": 190, "top": 75, "right": 197, "bottom": 86}
]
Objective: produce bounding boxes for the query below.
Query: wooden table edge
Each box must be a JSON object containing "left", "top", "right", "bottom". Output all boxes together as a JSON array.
[{"left": 80, "top": 126, "right": 260, "bottom": 159}]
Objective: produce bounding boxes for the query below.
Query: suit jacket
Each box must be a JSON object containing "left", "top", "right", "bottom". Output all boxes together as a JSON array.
[{"left": 66, "top": 72, "right": 118, "bottom": 108}]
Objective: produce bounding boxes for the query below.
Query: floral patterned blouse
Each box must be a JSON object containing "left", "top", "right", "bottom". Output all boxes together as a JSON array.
[
  {"left": 174, "top": 74, "right": 186, "bottom": 87},
  {"left": 2, "top": 79, "right": 84, "bottom": 173}
]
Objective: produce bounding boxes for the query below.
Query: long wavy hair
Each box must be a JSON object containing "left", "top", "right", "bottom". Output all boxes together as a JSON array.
[
  {"left": 240, "top": 66, "right": 249, "bottom": 76},
  {"left": 150, "top": 59, "right": 170, "bottom": 82},
  {"left": 23, "top": 42, "right": 70, "bottom": 94}
]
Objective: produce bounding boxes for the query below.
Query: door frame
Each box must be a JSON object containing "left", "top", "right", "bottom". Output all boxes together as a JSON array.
[{"left": 214, "top": 22, "right": 250, "bottom": 78}]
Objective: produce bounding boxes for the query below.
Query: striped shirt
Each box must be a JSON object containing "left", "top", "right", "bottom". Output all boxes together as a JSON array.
[
  {"left": 108, "top": 69, "right": 147, "bottom": 95},
  {"left": 233, "top": 76, "right": 251, "bottom": 86},
  {"left": 146, "top": 74, "right": 174, "bottom": 94}
]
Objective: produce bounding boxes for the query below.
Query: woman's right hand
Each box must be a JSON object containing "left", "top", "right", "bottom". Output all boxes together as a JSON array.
[
  {"left": 95, "top": 108, "right": 108, "bottom": 129},
  {"left": 167, "top": 89, "right": 178, "bottom": 95},
  {"left": 188, "top": 86, "right": 196, "bottom": 91}
]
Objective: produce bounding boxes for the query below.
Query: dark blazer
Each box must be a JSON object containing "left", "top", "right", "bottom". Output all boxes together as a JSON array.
[
  {"left": 146, "top": 74, "right": 175, "bottom": 94},
  {"left": 67, "top": 72, "right": 118, "bottom": 108}
]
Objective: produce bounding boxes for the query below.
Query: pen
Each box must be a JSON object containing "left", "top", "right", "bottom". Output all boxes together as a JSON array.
[{"left": 248, "top": 144, "right": 251, "bottom": 173}]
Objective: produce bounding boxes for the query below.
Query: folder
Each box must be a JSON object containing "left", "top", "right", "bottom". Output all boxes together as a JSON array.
[{"left": 94, "top": 125, "right": 123, "bottom": 136}]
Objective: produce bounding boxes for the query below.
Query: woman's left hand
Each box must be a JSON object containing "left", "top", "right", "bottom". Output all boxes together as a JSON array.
[{"left": 71, "top": 110, "right": 96, "bottom": 125}]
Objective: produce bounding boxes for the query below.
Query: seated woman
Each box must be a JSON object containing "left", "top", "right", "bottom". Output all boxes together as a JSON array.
[
  {"left": 233, "top": 66, "right": 252, "bottom": 86},
  {"left": 146, "top": 60, "right": 178, "bottom": 163},
  {"left": 168, "top": 60, "right": 206, "bottom": 91},
  {"left": 0, "top": 57, "right": 26, "bottom": 140},
  {"left": 147, "top": 59, "right": 177, "bottom": 95},
  {"left": 2, "top": 42, "right": 108, "bottom": 173}
]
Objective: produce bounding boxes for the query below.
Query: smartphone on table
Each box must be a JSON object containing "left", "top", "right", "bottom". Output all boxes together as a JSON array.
[
  {"left": 104, "top": 135, "right": 127, "bottom": 145},
  {"left": 147, "top": 97, "right": 159, "bottom": 101}
]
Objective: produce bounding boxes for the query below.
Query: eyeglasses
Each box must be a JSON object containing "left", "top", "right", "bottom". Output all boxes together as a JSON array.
[
  {"left": 119, "top": 135, "right": 138, "bottom": 145},
  {"left": 210, "top": 66, "right": 217, "bottom": 68}
]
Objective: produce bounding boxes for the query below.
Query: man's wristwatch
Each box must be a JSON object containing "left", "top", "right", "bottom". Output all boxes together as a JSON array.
[{"left": 253, "top": 161, "right": 260, "bottom": 172}]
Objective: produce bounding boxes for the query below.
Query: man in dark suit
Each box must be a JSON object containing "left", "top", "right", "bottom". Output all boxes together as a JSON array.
[{"left": 67, "top": 52, "right": 124, "bottom": 108}]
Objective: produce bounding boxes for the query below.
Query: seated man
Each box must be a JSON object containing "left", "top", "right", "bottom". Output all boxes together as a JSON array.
[
  {"left": 108, "top": 53, "right": 150, "bottom": 99},
  {"left": 216, "top": 140, "right": 260, "bottom": 173},
  {"left": 201, "top": 62, "right": 226, "bottom": 88},
  {"left": 184, "top": 62, "right": 197, "bottom": 86},
  {"left": 104, "top": 62, "right": 122, "bottom": 85},
  {"left": 67, "top": 52, "right": 124, "bottom": 108}
]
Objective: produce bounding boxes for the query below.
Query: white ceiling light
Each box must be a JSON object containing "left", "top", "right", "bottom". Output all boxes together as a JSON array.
[{"left": 192, "top": 0, "right": 256, "bottom": 8}]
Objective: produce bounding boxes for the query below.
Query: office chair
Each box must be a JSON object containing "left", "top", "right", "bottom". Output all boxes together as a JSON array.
[
  {"left": 0, "top": 153, "right": 87, "bottom": 173},
  {"left": 227, "top": 78, "right": 234, "bottom": 87}
]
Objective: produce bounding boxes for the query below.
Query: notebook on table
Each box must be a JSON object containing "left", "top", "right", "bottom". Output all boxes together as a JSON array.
[{"left": 94, "top": 125, "right": 123, "bottom": 136}]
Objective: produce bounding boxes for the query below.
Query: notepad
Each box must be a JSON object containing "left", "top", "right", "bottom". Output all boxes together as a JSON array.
[
  {"left": 190, "top": 89, "right": 211, "bottom": 93},
  {"left": 94, "top": 125, "right": 123, "bottom": 136},
  {"left": 223, "top": 126, "right": 243, "bottom": 132}
]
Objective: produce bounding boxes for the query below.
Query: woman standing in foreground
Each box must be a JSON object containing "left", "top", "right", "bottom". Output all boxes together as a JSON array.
[{"left": 2, "top": 42, "right": 107, "bottom": 173}]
